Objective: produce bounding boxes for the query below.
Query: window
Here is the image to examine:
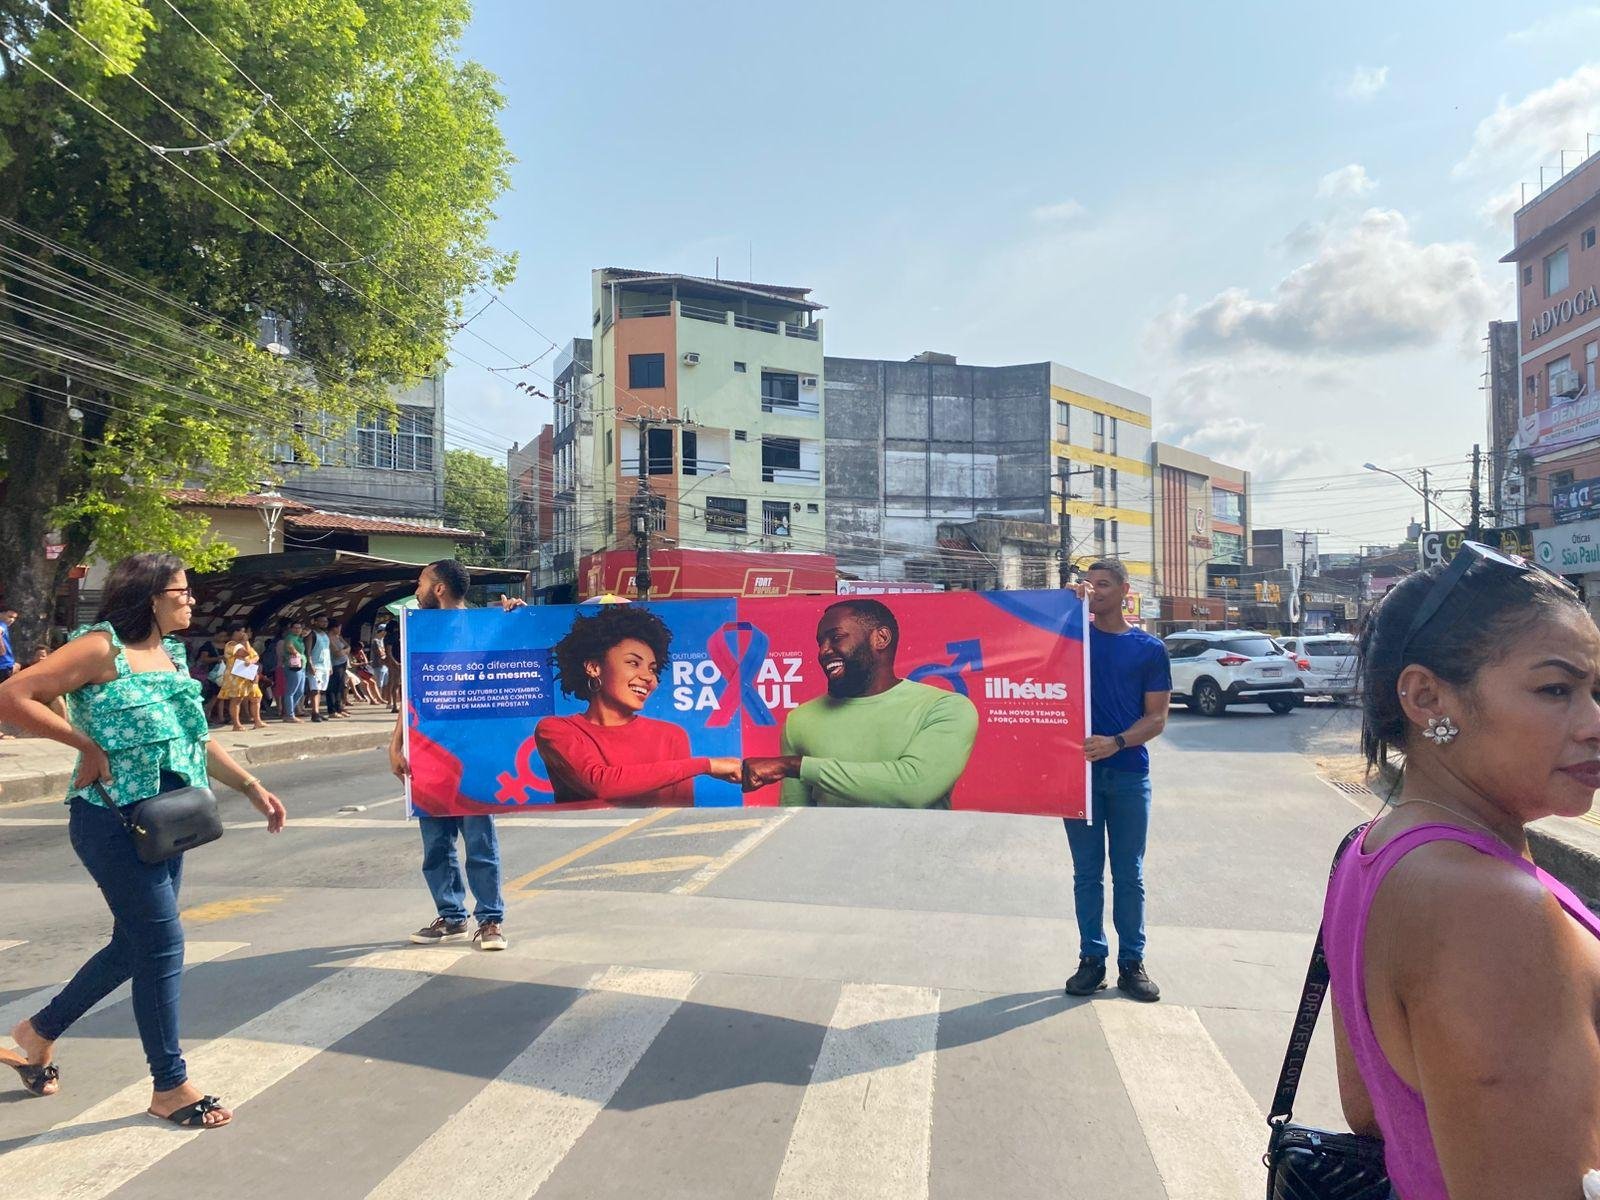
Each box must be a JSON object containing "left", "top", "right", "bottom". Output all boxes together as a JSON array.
[
  {"left": 682, "top": 430, "right": 699, "bottom": 475},
  {"left": 1550, "top": 354, "right": 1575, "bottom": 400},
  {"left": 605, "top": 429, "right": 613, "bottom": 465},
  {"left": 1092, "top": 465, "right": 1106, "bottom": 490},
  {"left": 1211, "top": 487, "right": 1243, "bottom": 524},
  {"left": 1110, "top": 416, "right": 1119, "bottom": 455},
  {"left": 763, "top": 501, "right": 792, "bottom": 537},
  {"left": 1222, "top": 636, "right": 1278, "bottom": 658},
  {"left": 1110, "top": 468, "right": 1119, "bottom": 504},
  {"left": 761, "top": 370, "right": 800, "bottom": 411},
  {"left": 734, "top": 429, "right": 748, "bottom": 441},
  {"left": 1528, "top": 373, "right": 1539, "bottom": 399},
  {"left": 733, "top": 361, "right": 747, "bottom": 373},
  {"left": 761, "top": 435, "right": 801, "bottom": 482},
  {"left": 605, "top": 499, "right": 614, "bottom": 536},
  {"left": 1110, "top": 519, "right": 1120, "bottom": 547},
  {"left": 628, "top": 353, "right": 666, "bottom": 389},
  {"left": 1546, "top": 246, "right": 1570, "bottom": 297},
  {"left": 1588, "top": 343, "right": 1597, "bottom": 392},
  {"left": 355, "top": 407, "right": 434, "bottom": 472},
  {"left": 704, "top": 497, "right": 747, "bottom": 532},
  {"left": 1553, "top": 470, "right": 1576, "bottom": 488},
  {"left": 1093, "top": 518, "right": 1107, "bottom": 549},
  {"left": 646, "top": 427, "right": 673, "bottom": 475},
  {"left": 1054, "top": 400, "right": 1070, "bottom": 441},
  {"left": 1213, "top": 530, "right": 1244, "bottom": 564},
  {"left": 806, "top": 503, "right": 819, "bottom": 513},
  {"left": 1165, "top": 638, "right": 1201, "bottom": 660},
  {"left": 1524, "top": 265, "right": 1534, "bottom": 286},
  {"left": 1093, "top": 412, "right": 1106, "bottom": 437},
  {"left": 1586, "top": 228, "right": 1596, "bottom": 251}
]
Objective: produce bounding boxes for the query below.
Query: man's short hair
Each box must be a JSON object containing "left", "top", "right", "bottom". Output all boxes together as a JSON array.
[
  {"left": 1085, "top": 559, "right": 1129, "bottom": 587},
  {"left": 427, "top": 558, "right": 471, "bottom": 601},
  {"left": 825, "top": 598, "right": 899, "bottom": 653}
]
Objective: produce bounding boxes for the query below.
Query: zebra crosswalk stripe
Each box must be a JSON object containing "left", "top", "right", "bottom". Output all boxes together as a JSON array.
[
  {"left": 1094, "top": 1002, "right": 1267, "bottom": 1199},
  {"left": 772, "top": 982, "right": 941, "bottom": 1200},
  {"left": 5, "top": 948, "right": 469, "bottom": 1200},
  {"left": 0, "top": 938, "right": 27, "bottom": 953},
  {"left": 366, "top": 965, "right": 698, "bottom": 1200},
  {"left": 0, "top": 941, "right": 247, "bottom": 1050}
]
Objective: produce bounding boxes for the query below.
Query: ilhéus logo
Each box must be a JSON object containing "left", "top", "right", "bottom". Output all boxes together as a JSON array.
[{"left": 983, "top": 676, "right": 1070, "bottom": 701}]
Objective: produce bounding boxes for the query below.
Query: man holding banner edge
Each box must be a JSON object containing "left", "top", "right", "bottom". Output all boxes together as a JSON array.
[{"left": 1064, "top": 560, "right": 1170, "bottom": 1003}]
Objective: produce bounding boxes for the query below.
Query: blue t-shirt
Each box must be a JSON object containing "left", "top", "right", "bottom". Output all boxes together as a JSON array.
[
  {"left": 0, "top": 621, "right": 12, "bottom": 671},
  {"left": 1089, "top": 624, "right": 1171, "bottom": 774}
]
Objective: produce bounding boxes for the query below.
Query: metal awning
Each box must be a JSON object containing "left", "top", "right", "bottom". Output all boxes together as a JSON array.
[{"left": 187, "top": 551, "right": 527, "bottom": 635}]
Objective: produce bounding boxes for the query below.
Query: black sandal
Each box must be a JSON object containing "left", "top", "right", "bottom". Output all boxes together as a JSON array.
[
  {"left": 6, "top": 1059, "right": 60, "bottom": 1097},
  {"left": 151, "top": 1095, "right": 229, "bottom": 1128}
]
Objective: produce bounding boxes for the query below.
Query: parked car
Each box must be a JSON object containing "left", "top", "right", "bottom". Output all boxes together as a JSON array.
[
  {"left": 1164, "top": 629, "right": 1304, "bottom": 717},
  {"left": 1277, "top": 634, "right": 1360, "bottom": 703}
]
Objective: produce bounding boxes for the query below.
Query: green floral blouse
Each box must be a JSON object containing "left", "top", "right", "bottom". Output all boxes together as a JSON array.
[{"left": 65, "top": 622, "right": 210, "bottom": 808}]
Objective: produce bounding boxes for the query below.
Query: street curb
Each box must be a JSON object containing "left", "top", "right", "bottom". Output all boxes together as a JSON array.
[
  {"left": 1529, "top": 826, "right": 1600, "bottom": 910},
  {"left": 0, "top": 728, "right": 391, "bottom": 806}
]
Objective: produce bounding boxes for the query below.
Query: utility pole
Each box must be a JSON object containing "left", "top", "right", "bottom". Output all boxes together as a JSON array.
[
  {"left": 1420, "top": 467, "right": 1432, "bottom": 532},
  {"left": 1294, "top": 530, "right": 1330, "bottom": 636},
  {"left": 1469, "top": 445, "right": 1483, "bottom": 539},
  {"left": 625, "top": 409, "right": 692, "bottom": 602},
  {"left": 1055, "top": 462, "right": 1096, "bottom": 588}
]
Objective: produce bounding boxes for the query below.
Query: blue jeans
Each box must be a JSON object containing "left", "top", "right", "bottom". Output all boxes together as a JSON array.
[
  {"left": 281, "top": 666, "right": 305, "bottom": 717},
  {"left": 418, "top": 815, "right": 503, "bottom": 924},
  {"left": 1063, "top": 766, "right": 1152, "bottom": 965},
  {"left": 34, "top": 791, "right": 188, "bottom": 1090}
]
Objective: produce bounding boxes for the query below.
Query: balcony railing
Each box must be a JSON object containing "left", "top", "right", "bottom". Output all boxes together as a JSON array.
[
  {"left": 785, "top": 323, "right": 819, "bottom": 341},
  {"left": 761, "top": 465, "right": 822, "bottom": 485},
  {"left": 761, "top": 394, "right": 820, "bottom": 416},
  {"left": 682, "top": 457, "right": 732, "bottom": 476}
]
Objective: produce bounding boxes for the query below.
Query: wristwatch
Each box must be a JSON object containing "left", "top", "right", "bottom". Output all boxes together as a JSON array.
[{"left": 1114, "top": 734, "right": 1127, "bottom": 750}]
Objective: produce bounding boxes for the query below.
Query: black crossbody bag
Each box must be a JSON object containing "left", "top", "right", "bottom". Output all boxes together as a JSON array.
[
  {"left": 1264, "top": 825, "right": 1392, "bottom": 1199},
  {"left": 95, "top": 779, "right": 223, "bottom": 864}
]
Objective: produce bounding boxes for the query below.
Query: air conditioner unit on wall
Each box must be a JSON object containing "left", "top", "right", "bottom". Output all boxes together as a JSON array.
[
  {"left": 682, "top": 351, "right": 700, "bottom": 365},
  {"left": 800, "top": 375, "right": 818, "bottom": 389}
]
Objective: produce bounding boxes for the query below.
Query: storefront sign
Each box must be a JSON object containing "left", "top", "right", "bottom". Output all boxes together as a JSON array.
[
  {"left": 1419, "top": 526, "right": 1534, "bottom": 568},
  {"left": 1529, "top": 284, "right": 1600, "bottom": 341},
  {"left": 1552, "top": 476, "right": 1600, "bottom": 524},
  {"left": 1536, "top": 517, "right": 1600, "bottom": 574},
  {"left": 1519, "top": 392, "right": 1600, "bottom": 453},
  {"left": 403, "top": 590, "right": 1091, "bottom": 820}
]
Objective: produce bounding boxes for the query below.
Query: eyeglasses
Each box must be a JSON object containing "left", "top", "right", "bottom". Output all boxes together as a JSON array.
[
  {"left": 159, "top": 587, "right": 195, "bottom": 600},
  {"left": 1401, "top": 540, "right": 1574, "bottom": 653}
]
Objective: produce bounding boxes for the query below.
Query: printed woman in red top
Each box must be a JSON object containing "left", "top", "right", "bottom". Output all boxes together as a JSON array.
[{"left": 535, "top": 606, "right": 740, "bottom": 805}]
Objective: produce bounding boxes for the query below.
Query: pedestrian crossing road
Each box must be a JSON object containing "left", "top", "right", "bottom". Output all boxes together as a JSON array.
[{"left": 0, "top": 719, "right": 1370, "bottom": 1198}]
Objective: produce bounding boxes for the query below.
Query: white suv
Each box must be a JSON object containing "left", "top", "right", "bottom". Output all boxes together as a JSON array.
[
  {"left": 1164, "top": 629, "right": 1304, "bottom": 717},
  {"left": 1278, "top": 634, "right": 1359, "bottom": 703}
]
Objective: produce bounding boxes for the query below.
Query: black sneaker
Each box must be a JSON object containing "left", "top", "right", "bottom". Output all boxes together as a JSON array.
[
  {"left": 409, "top": 917, "right": 469, "bottom": 945},
  {"left": 1064, "top": 956, "right": 1107, "bottom": 996},
  {"left": 1117, "top": 961, "right": 1161, "bottom": 1003}
]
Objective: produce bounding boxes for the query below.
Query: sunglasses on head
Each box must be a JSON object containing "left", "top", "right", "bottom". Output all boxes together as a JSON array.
[{"left": 1402, "top": 540, "right": 1575, "bottom": 654}]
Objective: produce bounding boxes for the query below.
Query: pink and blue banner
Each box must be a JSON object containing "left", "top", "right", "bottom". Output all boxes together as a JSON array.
[{"left": 402, "top": 590, "right": 1089, "bottom": 819}]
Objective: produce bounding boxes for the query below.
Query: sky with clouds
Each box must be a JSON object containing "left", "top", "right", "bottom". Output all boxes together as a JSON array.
[{"left": 446, "top": 1, "right": 1600, "bottom": 551}]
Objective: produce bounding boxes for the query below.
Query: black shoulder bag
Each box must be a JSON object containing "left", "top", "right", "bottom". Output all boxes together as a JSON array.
[
  {"left": 1264, "top": 825, "right": 1391, "bottom": 1200},
  {"left": 95, "top": 780, "right": 223, "bottom": 864}
]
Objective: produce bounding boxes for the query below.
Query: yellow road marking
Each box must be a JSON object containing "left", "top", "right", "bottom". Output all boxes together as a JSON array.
[
  {"left": 504, "top": 807, "right": 678, "bottom": 895},
  {"left": 674, "top": 810, "right": 797, "bottom": 896},
  {"left": 181, "top": 894, "right": 283, "bottom": 924},
  {"left": 551, "top": 854, "right": 713, "bottom": 884},
  {"left": 639, "top": 818, "right": 766, "bottom": 838}
]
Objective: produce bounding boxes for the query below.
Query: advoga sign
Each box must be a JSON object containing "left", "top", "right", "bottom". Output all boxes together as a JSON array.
[
  {"left": 1530, "top": 284, "right": 1600, "bottom": 341},
  {"left": 1535, "top": 517, "right": 1600, "bottom": 574}
]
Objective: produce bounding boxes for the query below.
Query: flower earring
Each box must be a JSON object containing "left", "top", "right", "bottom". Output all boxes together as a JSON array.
[{"left": 1423, "top": 715, "right": 1460, "bottom": 746}]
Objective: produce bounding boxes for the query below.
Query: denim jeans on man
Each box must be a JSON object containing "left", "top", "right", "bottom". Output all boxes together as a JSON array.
[
  {"left": 33, "top": 780, "right": 189, "bottom": 1091},
  {"left": 418, "top": 814, "right": 504, "bottom": 924},
  {"left": 1063, "top": 766, "right": 1152, "bottom": 965}
]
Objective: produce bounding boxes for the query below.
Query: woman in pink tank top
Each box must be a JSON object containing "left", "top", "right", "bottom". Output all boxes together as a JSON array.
[{"left": 1327, "top": 542, "right": 1600, "bottom": 1198}]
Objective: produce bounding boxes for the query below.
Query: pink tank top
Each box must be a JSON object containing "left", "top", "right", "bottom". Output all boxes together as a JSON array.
[{"left": 1323, "top": 822, "right": 1600, "bottom": 1199}]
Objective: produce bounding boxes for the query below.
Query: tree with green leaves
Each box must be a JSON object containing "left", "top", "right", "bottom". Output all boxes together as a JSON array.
[
  {"left": 0, "top": 0, "right": 512, "bottom": 654},
  {"left": 443, "top": 447, "right": 507, "bottom": 567}
]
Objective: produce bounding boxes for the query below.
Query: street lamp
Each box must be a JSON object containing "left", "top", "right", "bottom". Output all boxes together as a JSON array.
[
  {"left": 256, "top": 482, "right": 286, "bottom": 553},
  {"left": 1363, "top": 462, "right": 1433, "bottom": 531}
]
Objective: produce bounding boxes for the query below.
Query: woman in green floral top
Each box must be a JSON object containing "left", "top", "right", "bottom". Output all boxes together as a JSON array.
[{"left": 0, "top": 553, "right": 286, "bottom": 1130}]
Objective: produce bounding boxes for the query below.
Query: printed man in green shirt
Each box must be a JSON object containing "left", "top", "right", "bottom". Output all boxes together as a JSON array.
[{"left": 742, "top": 599, "right": 978, "bottom": 807}]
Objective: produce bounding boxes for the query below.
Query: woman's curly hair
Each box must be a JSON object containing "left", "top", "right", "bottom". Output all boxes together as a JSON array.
[{"left": 552, "top": 605, "right": 674, "bottom": 699}]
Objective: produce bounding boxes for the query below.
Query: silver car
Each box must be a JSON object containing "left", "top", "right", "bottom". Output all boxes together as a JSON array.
[{"left": 1278, "top": 635, "right": 1360, "bottom": 703}]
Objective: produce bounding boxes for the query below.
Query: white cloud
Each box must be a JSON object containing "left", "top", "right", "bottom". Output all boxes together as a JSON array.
[
  {"left": 1316, "top": 163, "right": 1377, "bottom": 199},
  {"left": 1507, "top": 7, "right": 1600, "bottom": 44},
  {"left": 1164, "top": 208, "right": 1498, "bottom": 356},
  {"left": 1153, "top": 363, "right": 1325, "bottom": 477},
  {"left": 1341, "top": 65, "right": 1389, "bottom": 101},
  {"left": 1455, "top": 64, "right": 1600, "bottom": 178},
  {"left": 1030, "top": 199, "right": 1086, "bottom": 223}
]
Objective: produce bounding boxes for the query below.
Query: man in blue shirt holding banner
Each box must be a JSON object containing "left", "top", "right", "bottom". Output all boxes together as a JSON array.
[{"left": 1065, "top": 560, "right": 1170, "bottom": 1003}]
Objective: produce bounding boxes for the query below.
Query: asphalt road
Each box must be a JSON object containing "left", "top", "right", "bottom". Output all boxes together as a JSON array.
[{"left": 0, "top": 702, "right": 1373, "bottom": 1199}]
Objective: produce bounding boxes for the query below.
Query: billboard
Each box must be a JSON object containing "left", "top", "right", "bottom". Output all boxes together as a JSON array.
[
  {"left": 1418, "top": 526, "right": 1534, "bottom": 568},
  {"left": 401, "top": 590, "right": 1090, "bottom": 820}
]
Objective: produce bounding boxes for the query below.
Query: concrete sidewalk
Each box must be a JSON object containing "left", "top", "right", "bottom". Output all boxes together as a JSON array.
[{"left": 0, "top": 705, "right": 396, "bottom": 804}]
